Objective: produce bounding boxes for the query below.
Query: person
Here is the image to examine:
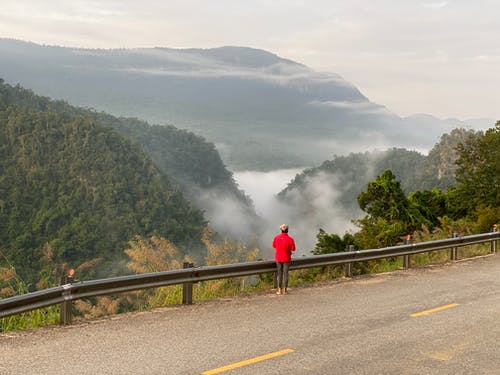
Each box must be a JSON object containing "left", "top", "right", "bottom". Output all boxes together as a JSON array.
[{"left": 272, "top": 224, "right": 296, "bottom": 295}]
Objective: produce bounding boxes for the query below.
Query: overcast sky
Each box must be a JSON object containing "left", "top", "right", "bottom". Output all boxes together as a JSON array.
[{"left": 1, "top": 0, "right": 499, "bottom": 120}]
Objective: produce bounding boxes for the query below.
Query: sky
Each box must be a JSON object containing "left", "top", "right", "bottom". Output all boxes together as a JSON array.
[{"left": 0, "top": 0, "right": 499, "bottom": 120}]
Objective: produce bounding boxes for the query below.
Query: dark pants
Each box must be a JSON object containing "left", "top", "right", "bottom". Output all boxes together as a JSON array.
[{"left": 276, "top": 262, "right": 290, "bottom": 289}]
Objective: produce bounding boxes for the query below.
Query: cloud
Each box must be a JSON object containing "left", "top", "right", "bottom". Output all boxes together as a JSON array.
[
  {"left": 114, "top": 59, "right": 349, "bottom": 87},
  {"left": 308, "top": 99, "right": 391, "bottom": 115},
  {"left": 270, "top": 171, "right": 360, "bottom": 254},
  {"left": 234, "top": 169, "right": 360, "bottom": 257},
  {"left": 189, "top": 186, "right": 262, "bottom": 245},
  {"left": 234, "top": 169, "right": 303, "bottom": 216},
  {"left": 1, "top": 1, "right": 499, "bottom": 118}
]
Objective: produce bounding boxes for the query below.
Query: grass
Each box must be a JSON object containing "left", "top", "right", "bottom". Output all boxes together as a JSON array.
[{"left": 0, "top": 306, "right": 59, "bottom": 332}]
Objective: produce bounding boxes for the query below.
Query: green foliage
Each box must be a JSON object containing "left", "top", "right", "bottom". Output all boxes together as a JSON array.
[
  {"left": 0, "top": 80, "right": 206, "bottom": 285},
  {"left": 353, "top": 216, "right": 407, "bottom": 249},
  {"left": 414, "top": 128, "right": 474, "bottom": 191},
  {"left": 289, "top": 266, "right": 344, "bottom": 286},
  {"left": 408, "top": 188, "right": 447, "bottom": 230},
  {"left": 0, "top": 265, "right": 60, "bottom": 331},
  {"left": 1, "top": 306, "right": 59, "bottom": 332},
  {"left": 472, "top": 206, "right": 500, "bottom": 234},
  {"left": 355, "top": 170, "right": 430, "bottom": 248},
  {"left": 358, "top": 170, "right": 409, "bottom": 222},
  {"left": 353, "top": 170, "right": 467, "bottom": 249},
  {"left": 313, "top": 229, "right": 354, "bottom": 255},
  {"left": 454, "top": 122, "right": 500, "bottom": 216},
  {"left": 89, "top": 114, "right": 252, "bottom": 209},
  {"left": 279, "top": 148, "right": 431, "bottom": 217}
]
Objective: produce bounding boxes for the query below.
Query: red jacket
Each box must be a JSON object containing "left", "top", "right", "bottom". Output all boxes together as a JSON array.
[{"left": 273, "top": 233, "right": 296, "bottom": 262}]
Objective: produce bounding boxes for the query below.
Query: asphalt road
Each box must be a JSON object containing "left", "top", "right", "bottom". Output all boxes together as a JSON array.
[{"left": 1, "top": 254, "right": 500, "bottom": 375}]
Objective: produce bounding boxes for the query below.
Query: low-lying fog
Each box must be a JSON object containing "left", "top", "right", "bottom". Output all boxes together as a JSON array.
[{"left": 234, "top": 169, "right": 359, "bottom": 258}]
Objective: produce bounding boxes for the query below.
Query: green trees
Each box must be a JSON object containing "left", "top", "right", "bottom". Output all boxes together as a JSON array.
[
  {"left": 454, "top": 122, "right": 500, "bottom": 213},
  {"left": 314, "top": 122, "right": 499, "bottom": 253},
  {"left": 313, "top": 229, "right": 354, "bottom": 255},
  {"left": 357, "top": 170, "right": 409, "bottom": 223},
  {"left": 451, "top": 122, "right": 500, "bottom": 231},
  {"left": 0, "top": 81, "right": 207, "bottom": 285},
  {"left": 355, "top": 170, "right": 425, "bottom": 248},
  {"left": 407, "top": 189, "right": 447, "bottom": 229}
]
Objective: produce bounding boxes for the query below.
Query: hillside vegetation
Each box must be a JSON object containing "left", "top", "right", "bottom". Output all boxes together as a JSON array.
[
  {"left": 0, "top": 77, "right": 259, "bottom": 241},
  {"left": 0, "top": 80, "right": 207, "bottom": 283},
  {"left": 278, "top": 128, "right": 473, "bottom": 220},
  {"left": 310, "top": 122, "right": 500, "bottom": 254}
]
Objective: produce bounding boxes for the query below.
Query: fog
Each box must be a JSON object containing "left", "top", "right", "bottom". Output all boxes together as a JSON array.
[
  {"left": 234, "top": 168, "right": 360, "bottom": 259},
  {"left": 189, "top": 186, "right": 260, "bottom": 245},
  {"left": 234, "top": 169, "right": 303, "bottom": 216}
]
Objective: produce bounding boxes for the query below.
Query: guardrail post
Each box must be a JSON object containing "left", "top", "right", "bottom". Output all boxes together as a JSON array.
[
  {"left": 345, "top": 245, "right": 354, "bottom": 277},
  {"left": 59, "top": 269, "right": 74, "bottom": 325},
  {"left": 491, "top": 224, "right": 498, "bottom": 253},
  {"left": 403, "top": 235, "right": 411, "bottom": 269},
  {"left": 182, "top": 262, "right": 194, "bottom": 305},
  {"left": 450, "top": 233, "right": 458, "bottom": 261}
]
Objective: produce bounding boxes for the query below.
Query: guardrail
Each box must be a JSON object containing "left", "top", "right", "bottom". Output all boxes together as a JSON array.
[{"left": 1, "top": 230, "right": 499, "bottom": 324}]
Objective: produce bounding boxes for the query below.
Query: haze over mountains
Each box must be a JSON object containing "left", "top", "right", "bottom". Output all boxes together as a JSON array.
[
  {"left": 1, "top": 38, "right": 497, "bottom": 272},
  {"left": 0, "top": 39, "right": 493, "bottom": 171}
]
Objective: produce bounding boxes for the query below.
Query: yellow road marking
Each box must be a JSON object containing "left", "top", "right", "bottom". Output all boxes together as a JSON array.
[
  {"left": 202, "top": 349, "right": 294, "bottom": 375},
  {"left": 410, "top": 303, "right": 459, "bottom": 318},
  {"left": 429, "top": 351, "right": 454, "bottom": 361}
]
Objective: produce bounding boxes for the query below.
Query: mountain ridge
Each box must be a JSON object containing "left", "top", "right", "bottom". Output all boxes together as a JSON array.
[
  {"left": 0, "top": 80, "right": 208, "bottom": 282},
  {"left": 0, "top": 39, "right": 495, "bottom": 170}
]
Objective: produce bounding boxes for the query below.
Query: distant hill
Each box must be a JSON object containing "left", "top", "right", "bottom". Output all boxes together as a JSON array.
[
  {"left": 0, "top": 80, "right": 208, "bottom": 283},
  {"left": 278, "top": 148, "right": 426, "bottom": 222},
  {"left": 274, "top": 128, "right": 478, "bottom": 248},
  {"left": 1, "top": 39, "right": 494, "bottom": 170}
]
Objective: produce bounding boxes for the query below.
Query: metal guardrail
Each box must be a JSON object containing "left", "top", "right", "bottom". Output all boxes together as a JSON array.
[{"left": 1, "top": 230, "right": 499, "bottom": 324}]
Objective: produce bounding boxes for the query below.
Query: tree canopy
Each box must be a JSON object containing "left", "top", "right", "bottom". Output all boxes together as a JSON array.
[{"left": 0, "top": 80, "right": 206, "bottom": 284}]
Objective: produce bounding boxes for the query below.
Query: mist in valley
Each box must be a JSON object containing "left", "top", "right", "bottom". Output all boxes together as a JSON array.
[{"left": 233, "top": 168, "right": 361, "bottom": 258}]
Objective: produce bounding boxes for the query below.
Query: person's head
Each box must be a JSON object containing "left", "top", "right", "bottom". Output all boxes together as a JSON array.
[{"left": 280, "top": 224, "right": 289, "bottom": 233}]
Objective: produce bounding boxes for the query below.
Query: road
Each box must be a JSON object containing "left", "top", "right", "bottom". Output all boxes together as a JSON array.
[{"left": 1, "top": 254, "right": 500, "bottom": 374}]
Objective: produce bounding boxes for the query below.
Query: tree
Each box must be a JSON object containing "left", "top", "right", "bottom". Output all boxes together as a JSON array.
[
  {"left": 454, "top": 122, "right": 500, "bottom": 215},
  {"left": 408, "top": 188, "right": 447, "bottom": 230},
  {"left": 357, "top": 170, "right": 410, "bottom": 223},
  {"left": 355, "top": 170, "right": 429, "bottom": 248},
  {"left": 313, "top": 229, "right": 354, "bottom": 255},
  {"left": 353, "top": 216, "right": 407, "bottom": 249}
]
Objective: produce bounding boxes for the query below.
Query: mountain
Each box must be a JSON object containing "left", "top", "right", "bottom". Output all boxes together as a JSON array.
[
  {"left": 1, "top": 39, "right": 493, "bottom": 171},
  {"left": 0, "top": 80, "right": 208, "bottom": 282},
  {"left": 414, "top": 128, "right": 477, "bottom": 191},
  {"left": 278, "top": 148, "right": 427, "bottom": 221},
  {"left": 272, "top": 127, "right": 481, "bottom": 250},
  {"left": 91, "top": 114, "right": 261, "bottom": 242},
  {"left": 0, "top": 75, "right": 260, "bottom": 243}
]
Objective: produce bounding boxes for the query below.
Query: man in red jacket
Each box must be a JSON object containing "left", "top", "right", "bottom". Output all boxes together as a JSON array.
[{"left": 272, "top": 224, "right": 296, "bottom": 295}]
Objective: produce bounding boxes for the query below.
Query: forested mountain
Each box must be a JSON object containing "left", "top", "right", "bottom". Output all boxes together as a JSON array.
[
  {"left": 312, "top": 122, "right": 500, "bottom": 253},
  {"left": 90, "top": 115, "right": 260, "bottom": 242},
  {"left": 0, "top": 79, "right": 260, "bottom": 244},
  {"left": 278, "top": 148, "right": 425, "bottom": 224},
  {"left": 414, "top": 128, "right": 477, "bottom": 191},
  {"left": 276, "top": 128, "right": 481, "bottom": 239},
  {"left": 0, "top": 39, "right": 493, "bottom": 170},
  {"left": 0, "top": 80, "right": 209, "bottom": 283}
]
